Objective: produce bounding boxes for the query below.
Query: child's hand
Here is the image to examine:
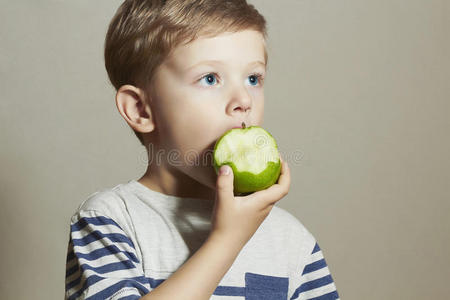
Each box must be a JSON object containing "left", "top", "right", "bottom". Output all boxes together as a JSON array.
[{"left": 209, "top": 156, "right": 291, "bottom": 248}]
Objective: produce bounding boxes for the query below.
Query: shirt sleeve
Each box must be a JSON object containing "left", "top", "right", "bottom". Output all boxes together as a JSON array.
[
  {"left": 65, "top": 210, "right": 151, "bottom": 300},
  {"left": 290, "top": 242, "right": 340, "bottom": 300}
]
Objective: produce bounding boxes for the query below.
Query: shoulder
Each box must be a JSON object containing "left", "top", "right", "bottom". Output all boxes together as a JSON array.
[
  {"left": 268, "top": 206, "right": 309, "bottom": 234},
  {"left": 75, "top": 186, "right": 125, "bottom": 215},
  {"left": 268, "top": 205, "right": 316, "bottom": 247},
  {"left": 70, "top": 184, "right": 133, "bottom": 232}
]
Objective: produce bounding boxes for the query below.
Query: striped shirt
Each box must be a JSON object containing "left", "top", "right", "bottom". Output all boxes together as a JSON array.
[{"left": 65, "top": 179, "right": 339, "bottom": 299}]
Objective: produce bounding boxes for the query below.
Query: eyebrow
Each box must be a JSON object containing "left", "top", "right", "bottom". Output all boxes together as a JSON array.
[{"left": 185, "top": 60, "right": 266, "bottom": 72}]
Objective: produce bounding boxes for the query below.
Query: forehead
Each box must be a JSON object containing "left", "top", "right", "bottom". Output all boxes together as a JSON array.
[{"left": 164, "top": 30, "right": 266, "bottom": 71}]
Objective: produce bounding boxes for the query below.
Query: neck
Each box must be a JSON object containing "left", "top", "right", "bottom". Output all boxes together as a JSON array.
[
  {"left": 138, "top": 160, "right": 216, "bottom": 202},
  {"left": 138, "top": 134, "right": 216, "bottom": 202}
]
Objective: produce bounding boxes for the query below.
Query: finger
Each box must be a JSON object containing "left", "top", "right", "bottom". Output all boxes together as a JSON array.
[
  {"left": 215, "top": 165, "right": 234, "bottom": 202},
  {"left": 276, "top": 155, "right": 288, "bottom": 183},
  {"left": 278, "top": 159, "right": 291, "bottom": 191}
]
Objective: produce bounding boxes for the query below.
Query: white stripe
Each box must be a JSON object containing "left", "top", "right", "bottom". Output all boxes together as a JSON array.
[
  {"left": 67, "top": 276, "right": 107, "bottom": 300},
  {"left": 66, "top": 249, "right": 128, "bottom": 283},
  {"left": 65, "top": 266, "right": 81, "bottom": 288},
  {"left": 71, "top": 221, "right": 129, "bottom": 240},
  {"left": 72, "top": 253, "right": 136, "bottom": 269},
  {"left": 68, "top": 277, "right": 150, "bottom": 300},
  {"left": 71, "top": 238, "right": 137, "bottom": 261},
  {"left": 69, "top": 240, "right": 137, "bottom": 268},
  {"left": 310, "top": 250, "right": 324, "bottom": 262},
  {"left": 110, "top": 287, "right": 142, "bottom": 299},
  {"left": 66, "top": 266, "right": 144, "bottom": 297},
  {"left": 66, "top": 256, "right": 78, "bottom": 270},
  {"left": 301, "top": 265, "right": 331, "bottom": 283}
]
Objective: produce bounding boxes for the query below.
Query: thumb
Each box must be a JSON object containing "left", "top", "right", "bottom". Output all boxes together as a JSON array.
[{"left": 216, "top": 165, "right": 234, "bottom": 199}]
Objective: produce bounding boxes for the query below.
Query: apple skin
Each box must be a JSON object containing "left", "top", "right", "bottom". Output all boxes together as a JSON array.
[
  {"left": 215, "top": 161, "right": 281, "bottom": 195},
  {"left": 213, "top": 126, "right": 282, "bottom": 195}
]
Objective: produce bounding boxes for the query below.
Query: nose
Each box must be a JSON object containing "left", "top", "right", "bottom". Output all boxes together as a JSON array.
[{"left": 226, "top": 84, "right": 252, "bottom": 116}]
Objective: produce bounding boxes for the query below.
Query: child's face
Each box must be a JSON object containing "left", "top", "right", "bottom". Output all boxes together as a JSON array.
[{"left": 148, "top": 29, "right": 266, "bottom": 191}]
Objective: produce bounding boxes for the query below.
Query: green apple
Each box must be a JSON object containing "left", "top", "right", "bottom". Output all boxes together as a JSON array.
[{"left": 213, "top": 123, "right": 281, "bottom": 195}]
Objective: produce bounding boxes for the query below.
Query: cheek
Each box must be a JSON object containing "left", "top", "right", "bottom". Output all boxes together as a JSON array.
[
  {"left": 249, "top": 90, "right": 264, "bottom": 125},
  {"left": 172, "top": 105, "right": 220, "bottom": 151}
]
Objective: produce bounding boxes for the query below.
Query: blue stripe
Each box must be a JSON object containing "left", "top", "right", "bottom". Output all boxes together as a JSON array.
[
  {"left": 66, "top": 242, "right": 139, "bottom": 278},
  {"left": 67, "top": 250, "right": 75, "bottom": 262},
  {"left": 308, "top": 290, "right": 339, "bottom": 300},
  {"left": 312, "top": 243, "right": 321, "bottom": 254},
  {"left": 290, "top": 274, "right": 335, "bottom": 299},
  {"left": 72, "top": 230, "right": 135, "bottom": 248},
  {"left": 297, "top": 274, "right": 334, "bottom": 294},
  {"left": 66, "top": 270, "right": 89, "bottom": 291},
  {"left": 302, "top": 258, "right": 327, "bottom": 275},
  {"left": 71, "top": 216, "right": 123, "bottom": 232},
  {"left": 72, "top": 244, "right": 139, "bottom": 264},
  {"left": 68, "top": 275, "right": 149, "bottom": 300},
  {"left": 213, "top": 286, "right": 246, "bottom": 296},
  {"left": 144, "top": 277, "right": 249, "bottom": 296},
  {"left": 68, "top": 275, "right": 104, "bottom": 300},
  {"left": 67, "top": 273, "right": 83, "bottom": 291},
  {"left": 85, "top": 279, "right": 150, "bottom": 300},
  {"left": 66, "top": 263, "right": 79, "bottom": 278},
  {"left": 146, "top": 277, "right": 165, "bottom": 289},
  {"left": 80, "top": 259, "right": 136, "bottom": 274},
  {"left": 66, "top": 260, "right": 137, "bottom": 290}
]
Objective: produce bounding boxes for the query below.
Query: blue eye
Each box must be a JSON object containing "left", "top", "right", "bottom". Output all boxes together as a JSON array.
[
  {"left": 200, "top": 73, "right": 218, "bottom": 86},
  {"left": 198, "top": 73, "right": 264, "bottom": 87},
  {"left": 247, "top": 74, "right": 261, "bottom": 86}
]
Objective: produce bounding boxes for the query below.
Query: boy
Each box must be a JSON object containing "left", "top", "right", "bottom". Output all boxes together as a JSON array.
[{"left": 65, "top": 0, "right": 340, "bottom": 299}]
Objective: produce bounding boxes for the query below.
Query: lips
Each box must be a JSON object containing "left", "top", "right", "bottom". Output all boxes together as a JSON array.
[{"left": 231, "top": 121, "right": 248, "bottom": 130}]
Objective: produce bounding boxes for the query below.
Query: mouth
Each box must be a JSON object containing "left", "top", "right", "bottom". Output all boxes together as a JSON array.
[{"left": 231, "top": 121, "right": 248, "bottom": 130}]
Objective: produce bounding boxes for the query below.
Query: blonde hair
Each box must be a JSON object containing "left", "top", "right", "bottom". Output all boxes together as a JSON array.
[{"left": 104, "top": 0, "right": 268, "bottom": 146}]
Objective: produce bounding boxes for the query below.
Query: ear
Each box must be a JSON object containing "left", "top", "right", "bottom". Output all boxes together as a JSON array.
[{"left": 115, "top": 84, "right": 155, "bottom": 133}]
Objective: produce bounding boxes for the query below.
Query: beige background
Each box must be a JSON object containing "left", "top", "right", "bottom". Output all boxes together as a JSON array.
[{"left": 1, "top": 0, "right": 449, "bottom": 299}]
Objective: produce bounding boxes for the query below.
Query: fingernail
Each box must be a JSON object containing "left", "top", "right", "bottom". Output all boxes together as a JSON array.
[{"left": 219, "top": 165, "right": 230, "bottom": 175}]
